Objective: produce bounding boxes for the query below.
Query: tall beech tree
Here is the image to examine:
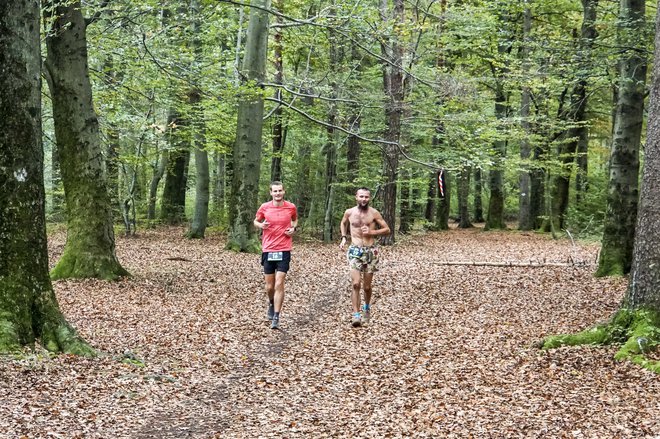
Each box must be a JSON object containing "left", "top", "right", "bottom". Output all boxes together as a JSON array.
[
  {"left": 542, "top": 6, "right": 660, "bottom": 373},
  {"left": 379, "top": 0, "right": 406, "bottom": 245},
  {"left": 227, "top": 0, "right": 270, "bottom": 252},
  {"left": 597, "top": 0, "right": 647, "bottom": 276},
  {"left": 44, "top": 0, "right": 128, "bottom": 280},
  {"left": 188, "top": 0, "right": 210, "bottom": 239},
  {"left": 485, "top": 4, "right": 513, "bottom": 231},
  {"left": 547, "top": 0, "right": 599, "bottom": 232},
  {"left": 0, "top": 0, "right": 93, "bottom": 355}
]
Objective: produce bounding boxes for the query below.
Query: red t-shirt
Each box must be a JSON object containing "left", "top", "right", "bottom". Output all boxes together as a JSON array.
[{"left": 255, "top": 200, "right": 298, "bottom": 252}]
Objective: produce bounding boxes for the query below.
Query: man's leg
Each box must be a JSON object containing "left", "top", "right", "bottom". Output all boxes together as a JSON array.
[
  {"left": 350, "top": 269, "right": 363, "bottom": 327},
  {"left": 350, "top": 269, "right": 362, "bottom": 313},
  {"left": 361, "top": 272, "right": 374, "bottom": 322},
  {"left": 274, "top": 271, "right": 287, "bottom": 312},
  {"left": 270, "top": 271, "right": 287, "bottom": 329},
  {"left": 362, "top": 272, "right": 374, "bottom": 306},
  {"left": 265, "top": 273, "right": 276, "bottom": 320}
]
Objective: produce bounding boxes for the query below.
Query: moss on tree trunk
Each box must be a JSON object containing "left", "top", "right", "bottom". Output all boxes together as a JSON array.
[
  {"left": 542, "top": 308, "right": 660, "bottom": 373},
  {"left": 44, "top": 1, "right": 128, "bottom": 280},
  {"left": 0, "top": 1, "right": 94, "bottom": 355}
]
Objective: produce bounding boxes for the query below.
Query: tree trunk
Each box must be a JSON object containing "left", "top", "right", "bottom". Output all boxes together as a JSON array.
[
  {"left": 0, "top": 0, "right": 93, "bottom": 354},
  {"left": 597, "top": 0, "right": 646, "bottom": 276},
  {"left": 270, "top": 0, "right": 285, "bottom": 183},
  {"left": 435, "top": 172, "right": 450, "bottom": 230},
  {"left": 44, "top": 0, "right": 128, "bottom": 280},
  {"left": 458, "top": 165, "right": 472, "bottom": 229},
  {"left": 187, "top": 0, "right": 209, "bottom": 239},
  {"left": 627, "top": 27, "right": 660, "bottom": 310},
  {"left": 346, "top": 111, "right": 361, "bottom": 198},
  {"left": 160, "top": 110, "right": 190, "bottom": 225},
  {"left": 50, "top": 142, "right": 65, "bottom": 222},
  {"left": 227, "top": 0, "right": 270, "bottom": 252},
  {"left": 379, "top": 0, "right": 405, "bottom": 245},
  {"left": 547, "top": 0, "right": 598, "bottom": 233},
  {"left": 148, "top": 150, "right": 167, "bottom": 221},
  {"left": 473, "top": 168, "right": 484, "bottom": 223},
  {"left": 212, "top": 151, "right": 226, "bottom": 209},
  {"left": 543, "top": 15, "right": 660, "bottom": 372},
  {"left": 486, "top": 83, "right": 507, "bottom": 230},
  {"left": 518, "top": 2, "right": 533, "bottom": 231},
  {"left": 399, "top": 168, "right": 413, "bottom": 234},
  {"left": 425, "top": 171, "right": 436, "bottom": 223},
  {"left": 485, "top": 7, "right": 513, "bottom": 231}
]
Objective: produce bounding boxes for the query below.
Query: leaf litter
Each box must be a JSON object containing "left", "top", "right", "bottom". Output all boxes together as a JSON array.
[{"left": 1, "top": 226, "right": 658, "bottom": 438}]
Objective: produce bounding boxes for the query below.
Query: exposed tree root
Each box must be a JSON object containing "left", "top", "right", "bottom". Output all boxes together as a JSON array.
[
  {"left": 0, "top": 317, "right": 95, "bottom": 357},
  {"left": 542, "top": 308, "right": 660, "bottom": 373}
]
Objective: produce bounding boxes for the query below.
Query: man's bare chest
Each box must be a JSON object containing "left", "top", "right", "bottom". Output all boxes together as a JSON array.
[{"left": 349, "top": 211, "right": 374, "bottom": 227}]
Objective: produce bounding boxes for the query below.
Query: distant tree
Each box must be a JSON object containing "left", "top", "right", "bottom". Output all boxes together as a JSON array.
[
  {"left": 485, "top": 6, "right": 513, "bottom": 231},
  {"left": 547, "top": 0, "right": 599, "bottom": 232},
  {"left": 457, "top": 164, "right": 472, "bottom": 228},
  {"left": 188, "top": 0, "right": 210, "bottom": 239},
  {"left": 44, "top": 0, "right": 128, "bottom": 280},
  {"left": 0, "top": 0, "right": 93, "bottom": 355}
]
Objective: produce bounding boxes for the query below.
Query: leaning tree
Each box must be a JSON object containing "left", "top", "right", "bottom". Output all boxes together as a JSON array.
[
  {"left": 542, "top": 4, "right": 660, "bottom": 372},
  {"left": 0, "top": 0, "right": 93, "bottom": 355}
]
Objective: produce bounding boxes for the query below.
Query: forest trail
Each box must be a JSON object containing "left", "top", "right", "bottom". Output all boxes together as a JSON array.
[{"left": 2, "top": 227, "right": 659, "bottom": 438}]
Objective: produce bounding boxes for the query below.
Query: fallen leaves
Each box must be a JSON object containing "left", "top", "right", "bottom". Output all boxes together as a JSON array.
[{"left": 0, "top": 226, "right": 657, "bottom": 438}]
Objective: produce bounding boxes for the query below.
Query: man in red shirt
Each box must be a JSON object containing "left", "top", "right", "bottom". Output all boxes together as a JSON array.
[{"left": 254, "top": 181, "right": 298, "bottom": 329}]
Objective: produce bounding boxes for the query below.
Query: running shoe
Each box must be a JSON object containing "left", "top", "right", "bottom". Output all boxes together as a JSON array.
[
  {"left": 267, "top": 303, "right": 275, "bottom": 321},
  {"left": 361, "top": 305, "right": 371, "bottom": 324},
  {"left": 270, "top": 316, "right": 280, "bottom": 330},
  {"left": 351, "top": 312, "right": 362, "bottom": 327}
]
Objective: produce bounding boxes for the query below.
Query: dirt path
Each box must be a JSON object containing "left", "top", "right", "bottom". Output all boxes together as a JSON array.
[{"left": 1, "top": 228, "right": 658, "bottom": 438}]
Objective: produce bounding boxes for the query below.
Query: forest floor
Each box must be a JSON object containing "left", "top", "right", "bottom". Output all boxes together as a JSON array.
[{"left": 1, "top": 225, "right": 659, "bottom": 438}]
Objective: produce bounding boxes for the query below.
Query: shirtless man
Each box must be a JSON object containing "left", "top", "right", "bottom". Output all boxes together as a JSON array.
[
  {"left": 339, "top": 187, "right": 391, "bottom": 327},
  {"left": 254, "top": 181, "right": 298, "bottom": 330}
]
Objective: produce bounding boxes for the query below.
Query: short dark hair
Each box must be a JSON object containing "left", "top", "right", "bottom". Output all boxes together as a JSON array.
[
  {"left": 356, "top": 187, "right": 370, "bottom": 194},
  {"left": 270, "top": 181, "right": 284, "bottom": 189}
]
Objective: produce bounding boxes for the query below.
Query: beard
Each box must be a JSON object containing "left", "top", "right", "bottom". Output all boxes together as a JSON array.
[{"left": 357, "top": 201, "right": 369, "bottom": 211}]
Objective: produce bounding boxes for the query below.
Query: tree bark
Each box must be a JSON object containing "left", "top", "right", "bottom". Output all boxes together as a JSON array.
[
  {"left": 270, "top": 0, "right": 285, "bottom": 183},
  {"left": 187, "top": 0, "right": 209, "bottom": 239},
  {"left": 44, "top": 0, "right": 128, "bottom": 280},
  {"left": 485, "top": 85, "right": 507, "bottom": 231},
  {"left": 458, "top": 165, "right": 472, "bottom": 229},
  {"left": 518, "top": 2, "right": 533, "bottom": 231},
  {"left": 542, "top": 14, "right": 660, "bottom": 372},
  {"left": 160, "top": 110, "right": 190, "bottom": 225},
  {"left": 379, "top": 0, "right": 405, "bottom": 245},
  {"left": 597, "top": 0, "right": 646, "bottom": 276},
  {"left": 435, "top": 172, "right": 450, "bottom": 230},
  {"left": 473, "top": 168, "right": 484, "bottom": 223},
  {"left": 0, "top": 0, "right": 93, "bottom": 354},
  {"left": 399, "top": 169, "right": 413, "bottom": 234},
  {"left": 148, "top": 150, "right": 167, "bottom": 222},
  {"left": 227, "top": 0, "right": 270, "bottom": 252}
]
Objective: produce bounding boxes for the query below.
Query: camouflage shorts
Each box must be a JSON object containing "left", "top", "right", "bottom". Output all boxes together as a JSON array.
[{"left": 347, "top": 245, "right": 379, "bottom": 273}]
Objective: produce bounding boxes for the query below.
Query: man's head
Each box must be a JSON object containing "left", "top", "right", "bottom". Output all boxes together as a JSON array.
[
  {"left": 355, "top": 187, "right": 371, "bottom": 211},
  {"left": 270, "top": 181, "right": 285, "bottom": 202}
]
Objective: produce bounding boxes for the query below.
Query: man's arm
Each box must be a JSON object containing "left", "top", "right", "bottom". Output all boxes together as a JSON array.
[
  {"left": 339, "top": 209, "right": 351, "bottom": 249},
  {"left": 254, "top": 209, "right": 267, "bottom": 230},
  {"left": 367, "top": 211, "right": 390, "bottom": 236}
]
